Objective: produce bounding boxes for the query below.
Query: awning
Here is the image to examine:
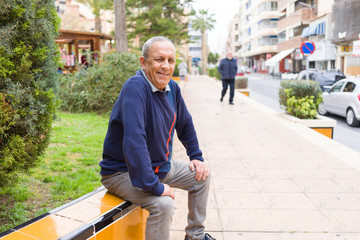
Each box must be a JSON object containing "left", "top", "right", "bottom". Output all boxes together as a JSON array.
[
  {"left": 265, "top": 48, "right": 295, "bottom": 67},
  {"left": 55, "top": 38, "right": 74, "bottom": 44},
  {"left": 315, "top": 22, "right": 326, "bottom": 35},
  {"left": 301, "top": 22, "right": 326, "bottom": 38}
]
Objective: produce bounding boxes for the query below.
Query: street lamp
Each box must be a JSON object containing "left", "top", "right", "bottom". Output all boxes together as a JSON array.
[{"left": 298, "top": 2, "right": 317, "bottom": 15}]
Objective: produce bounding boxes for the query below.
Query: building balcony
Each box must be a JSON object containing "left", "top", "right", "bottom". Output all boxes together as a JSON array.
[
  {"left": 241, "top": 45, "right": 278, "bottom": 58},
  {"left": 278, "top": 0, "right": 290, "bottom": 12},
  {"left": 278, "top": 8, "right": 315, "bottom": 32},
  {"left": 277, "top": 35, "right": 307, "bottom": 52},
  {"left": 252, "top": 28, "right": 278, "bottom": 40}
]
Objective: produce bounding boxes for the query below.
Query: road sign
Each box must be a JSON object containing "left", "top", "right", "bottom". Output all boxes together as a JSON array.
[{"left": 300, "top": 41, "right": 316, "bottom": 56}]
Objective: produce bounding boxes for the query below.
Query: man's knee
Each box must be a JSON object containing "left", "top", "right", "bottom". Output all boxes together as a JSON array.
[{"left": 150, "top": 196, "right": 175, "bottom": 216}]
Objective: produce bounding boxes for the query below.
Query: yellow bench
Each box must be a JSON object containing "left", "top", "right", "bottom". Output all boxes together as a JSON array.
[
  {"left": 172, "top": 76, "right": 188, "bottom": 82},
  {"left": 0, "top": 186, "right": 148, "bottom": 240}
]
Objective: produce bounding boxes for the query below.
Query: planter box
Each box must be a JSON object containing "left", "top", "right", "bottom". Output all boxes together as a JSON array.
[
  {"left": 235, "top": 76, "right": 248, "bottom": 89},
  {"left": 282, "top": 114, "right": 336, "bottom": 139},
  {"left": 238, "top": 88, "right": 250, "bottom": 97}
]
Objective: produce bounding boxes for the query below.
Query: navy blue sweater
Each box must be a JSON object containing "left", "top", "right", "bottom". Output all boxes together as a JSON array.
[
  {"left": 100, "top": 71, "right": 203, "bottom": 196},
  {"left": 218, "top": 58, "right": 237, "bottom": 80}
]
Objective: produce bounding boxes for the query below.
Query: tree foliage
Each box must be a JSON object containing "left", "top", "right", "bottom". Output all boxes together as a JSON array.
[
  {"left": 0, "top": 0, "right": 60, "bottom": 187},
  {"left": 192, "top": 9, "right": 215, "bottom": 74},
  {"left": 126, "top": 0, "right": 194, "bottom": 46},
  {"left": 208, "top": 52, "right": 219, "bottom": 65},
  {"left": 58, "top": 51, "right": 140, "bottom": 113}
]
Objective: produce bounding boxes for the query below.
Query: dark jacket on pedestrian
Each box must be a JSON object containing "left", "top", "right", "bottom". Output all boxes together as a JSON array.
[{"left": 218, "top": 58, "right": 237, "bottom": 80}]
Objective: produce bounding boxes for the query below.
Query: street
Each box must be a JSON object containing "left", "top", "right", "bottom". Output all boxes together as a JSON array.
[{"left": 246, "top": 73, "right": 360, "bottom": 153}]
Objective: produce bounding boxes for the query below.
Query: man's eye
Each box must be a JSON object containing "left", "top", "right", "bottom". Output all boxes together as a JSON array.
[
  {"left": 154, "top": 59, "right": 161, "bottom": 62},
  {"left": 169, "top": 60, "right": 175, "bottom": 63}
]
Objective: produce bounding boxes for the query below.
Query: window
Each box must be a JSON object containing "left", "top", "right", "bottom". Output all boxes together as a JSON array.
[
  {"left": 278, "top": 31, "right": 286, "bottom": 43},
  {"left": 259, "top": 1, "right": 278, "bottom": 12},
  {"left": 343, "top": 82, "right": 356, "bottom": 92},
  {"left": 258, "top": 36, "right": 278, "bottom": 46},
  {"left": 330, "top": 81, "right": 345, "bottom": 93},
  {"left": 258, "top": 19, "right": 278, "bottom": 30},
  {"left": 246, "top": 0, "right": 252, "bottom": 9}
]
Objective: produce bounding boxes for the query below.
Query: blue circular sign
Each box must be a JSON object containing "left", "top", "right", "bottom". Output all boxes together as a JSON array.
[{"left": 300, "top": 41, "right": 315, "bottom": 56}]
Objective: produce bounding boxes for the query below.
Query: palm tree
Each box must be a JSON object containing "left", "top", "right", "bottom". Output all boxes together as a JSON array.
[
  {"left": 77, "top": 0, "right": 113, "bottom": 33},
  {"left": 192, "top": 9, "right": 215, "bottom": 75},
  {"left": 115, "top": 0, "right": 128, "bottom": 53}
]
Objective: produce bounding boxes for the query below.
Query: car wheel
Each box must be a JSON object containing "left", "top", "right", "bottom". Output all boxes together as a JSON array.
[
  {"left": 346, "top": 108, "right": 360, "bottom": 127},
  {"left": 318, "top": 102, "right": 328, "bottom": 115}
]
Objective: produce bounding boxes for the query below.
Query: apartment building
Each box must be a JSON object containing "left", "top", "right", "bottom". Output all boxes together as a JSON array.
[
  {"left": 263, "top": 0, "right": 316, "bottom": 74},
  {"left": 226, "top": 12, "right": 241, "bottom": 59},
  {"left": 302, "top": 0, "right": 335, "bottom": 71},
  {"left": 332, "top": 0, "right": 360, "bottom": 76},
  {"left": 239, "top": 0, "right": 281, "bottom": 72}
]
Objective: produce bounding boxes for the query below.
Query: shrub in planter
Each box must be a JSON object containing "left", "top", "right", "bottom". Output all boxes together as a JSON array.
[
  {"left": 279, "top": 80, "right": 322, "bottom": 119},
  {"left": 59, "top": 51, "right": 140, "bottom": 113},
  {"left": 235, "top": 77, "right": 248, "bottom": 89},
  {"left": 208, "top": 66, "right": 221, "bottom": 80},
  {"left": 0, "top": 0, "right": 60, "bottom": 187}
]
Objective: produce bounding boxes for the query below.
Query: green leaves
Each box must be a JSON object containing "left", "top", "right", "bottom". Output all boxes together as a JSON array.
[
  {"left": 58, "top": 51, "right": 140, "bottom": 113},
  {"left": 279, "top": 80, "right": 323, "bottom": 119},
  {"left": 192, "top": 9, "right": 216, "bottom": 33},
  {"left": 126, "top": 0, "right": 194, "bottom": 46},
  {"left": 0, "top": 0, "right": 60, "bottom": 188}
]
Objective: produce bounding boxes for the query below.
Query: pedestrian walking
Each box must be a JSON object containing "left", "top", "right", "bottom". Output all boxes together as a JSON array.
[
  {"left": 218, "top": 52, "right": 237, "bottom": 105},
  {"left": 100, "top": 36, "right": 215, "bottom": 240},
  {"left": 178, "top": 61, "right": 188, "bottom": 81}
]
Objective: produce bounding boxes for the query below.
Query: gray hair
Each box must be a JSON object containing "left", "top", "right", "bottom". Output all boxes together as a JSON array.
[{"left": 142, "top": 36, "right": 175, "bottom": 60}]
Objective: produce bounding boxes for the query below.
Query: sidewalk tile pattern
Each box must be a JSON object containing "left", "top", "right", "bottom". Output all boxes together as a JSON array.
[{"left": 170, "top": 76, "right": 360, "bottom": 240}]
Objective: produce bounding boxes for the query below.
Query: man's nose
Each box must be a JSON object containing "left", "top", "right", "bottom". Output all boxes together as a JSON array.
[{"left": 161, "top": 60, "right": 171, "bottom": 68}]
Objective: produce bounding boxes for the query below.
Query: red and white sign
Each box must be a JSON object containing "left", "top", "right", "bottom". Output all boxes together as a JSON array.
[{"left": 300, "top": 41, "right": 316, "bottom": 56}]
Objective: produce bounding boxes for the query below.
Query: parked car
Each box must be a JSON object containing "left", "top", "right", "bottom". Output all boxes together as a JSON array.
[
  {"left": 313, "top": 70, "right": 346, "bottom": 91},
  {"left": 297, "top": 69, "right": 346, "bottom": 91},
  {"left": 318, "top": 78, "right": 360, "bottom": 127},
  {"left": 296, "top": 69, "right": 318, "bottom": 80},
  {"left": 236, "top": 65, "right": 251, "bottom": 76}
]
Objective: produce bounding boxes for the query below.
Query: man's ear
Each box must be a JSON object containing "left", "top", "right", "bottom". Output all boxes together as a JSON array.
[{"left": 140, "top": 56, "right": 146, "bottom": 69}]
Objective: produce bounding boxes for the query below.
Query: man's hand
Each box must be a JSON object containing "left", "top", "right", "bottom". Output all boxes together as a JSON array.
[
  {"left": 161, "top": 183, "right": 175, "bottom": 200},
  {"left": 189, "top": 160, "right": 210, "bottom": 181}
]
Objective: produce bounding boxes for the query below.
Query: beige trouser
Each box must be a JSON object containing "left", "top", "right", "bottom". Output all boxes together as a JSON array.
[{"left": 101, "top": 159, "right": 210, "bottom": 240}]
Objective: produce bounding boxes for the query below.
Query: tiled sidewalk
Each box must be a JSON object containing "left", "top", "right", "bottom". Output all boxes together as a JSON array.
[{"left": 170, "top": 75, "right": 360, "bottom": 240}]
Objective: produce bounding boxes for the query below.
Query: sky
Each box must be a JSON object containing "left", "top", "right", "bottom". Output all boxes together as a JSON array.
[{"left": 191, "top": 0, "right": 240, "bottom": 55}]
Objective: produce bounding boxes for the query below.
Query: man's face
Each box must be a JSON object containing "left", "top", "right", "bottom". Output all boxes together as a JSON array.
[
  {"left": 140, "top": 41, "right": 176, "bottom": 90},
  {"left": 226, "top": 52, "right": 233, "bottom": 60}
]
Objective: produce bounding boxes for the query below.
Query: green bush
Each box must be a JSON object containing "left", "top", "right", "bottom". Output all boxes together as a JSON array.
[
  {"left": 0, "top": 0, "right": 60, "bottom": 187},
  {"left": 208, "top": 66, "right": 221, "bottom": 80},
  {"left": 279, "top": 80, "right": 323, "bottom": 119},
  {"left": 59, "top": 51, "right": 140, "bottom": 113}
]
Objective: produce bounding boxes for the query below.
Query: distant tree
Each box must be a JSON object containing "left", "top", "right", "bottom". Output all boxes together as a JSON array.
[
  {"left": 115, "top": 0, "right": 128, "bottom": 52},
  {"left": 77, "top": 0, "right": 113, "bottom": 33},
  {"left": 208, "top": 52, "right": 219, "bottom": 65},
  {"left": 126, "top": 0, "right": 194, "bottom": 46},
  {"left": 0, "top": 0, "right": 60, "bottom": 187},
  {"left": 192, "top": 9, "right": 215, "bottom": 74}
]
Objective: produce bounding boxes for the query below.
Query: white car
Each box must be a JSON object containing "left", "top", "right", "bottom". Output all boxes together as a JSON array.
[{"left": 318, "top": 78, "right": 360, "bottom": 126}]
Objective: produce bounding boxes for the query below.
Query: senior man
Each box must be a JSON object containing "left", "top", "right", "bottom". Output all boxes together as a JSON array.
[
  {"left": 100, "top": 36, "right": 214, "bottom": 240},
  {"left": 218, "top": 52, "right": 237, "bottom": 105}
]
